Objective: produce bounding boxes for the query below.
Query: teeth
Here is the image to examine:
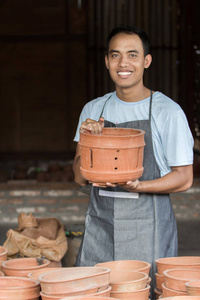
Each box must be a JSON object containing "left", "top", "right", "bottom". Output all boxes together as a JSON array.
[{"left": 118, "top": 72, "right": 132, "bottom": 75}]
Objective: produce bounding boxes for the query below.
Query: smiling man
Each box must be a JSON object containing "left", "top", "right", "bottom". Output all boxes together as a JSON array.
[{"left": 73, "top": 25, "right": 194, "bottom": 299}]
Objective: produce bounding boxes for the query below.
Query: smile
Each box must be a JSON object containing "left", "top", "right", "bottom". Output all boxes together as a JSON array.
[{"left": 117, "top": 71, "right": 132, "bottom": 76}]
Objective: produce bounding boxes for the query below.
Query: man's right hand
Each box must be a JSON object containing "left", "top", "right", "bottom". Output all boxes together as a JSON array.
[{"left": 80, "top": 117, "right": 104, "bottom": 134}]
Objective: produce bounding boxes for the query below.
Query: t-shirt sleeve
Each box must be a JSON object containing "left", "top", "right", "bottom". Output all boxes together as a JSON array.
[
  {"left": 162, "top": 109, "right": 194, "bottom": 166},
  {"left": 73, "top": 105, "right": 89, "bottom": 142}
]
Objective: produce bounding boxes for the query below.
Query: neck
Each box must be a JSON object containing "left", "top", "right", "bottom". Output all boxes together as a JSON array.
[{"left": 116, "top": 86, "right": 151, "bottom": 102}]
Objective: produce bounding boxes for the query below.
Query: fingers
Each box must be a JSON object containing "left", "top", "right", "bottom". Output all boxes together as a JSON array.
[
  {"left": 80, "top": 118, "right": 104, "bottom": 134},
  {"left": 126, "top": 180, "right": 139, "bottom": 189}
]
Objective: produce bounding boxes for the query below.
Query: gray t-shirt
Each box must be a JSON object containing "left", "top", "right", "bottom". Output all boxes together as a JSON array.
[{"left": 74, "top": 91, "right": 194, "bottom": 177}]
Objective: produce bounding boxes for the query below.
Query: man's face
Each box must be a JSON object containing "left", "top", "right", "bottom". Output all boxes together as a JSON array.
[{"left": 105, "top": 33, "right": 152, "bottom": 90}]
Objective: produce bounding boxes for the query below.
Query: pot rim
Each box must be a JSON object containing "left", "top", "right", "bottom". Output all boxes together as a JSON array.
[
  {"left": 156, "top": 256, "right": 200, "bottom": 266},
  {"left": 80, "top": 127, "right": 145, "bottom": 138},
  {"left": 38, "top": 267, "right": 111, "bottom": 284},
  {"left": 0, "top": 276, "right": 40, "bottom": 289},
  {"left": 2, "top": 257, "right": 50, "bottom": 270},
  {"left": 110, "top": 271, "right": 149, "bottom": 285},
  {"left": 163, "top": 268, "right": 200, "bottom": 281}
]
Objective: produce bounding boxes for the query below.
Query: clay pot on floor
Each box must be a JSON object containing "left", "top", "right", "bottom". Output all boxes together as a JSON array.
[
  {"left": 79, "top": 127, "right": 145, "bottom": 184},
  {"left": 155, "top": 256, "right": 200, "bottom": 275},
  {"left": 38, "top": 267, "right": 110, "bottom": 296},
  {"left": 2, "top": 257, "right": 50, "bottom": 277},
  {"left": 28, "top": 268, "right": 62, "bottom": 281},
  {"left": 40, "top": 285, "right": 112, "bottom": 299},
  {"left": 162, "top": 282, "right": 188, "bottom": 297},
  {"left": 108, "top": 270, "right": 149, "bottom": 292},
  {"left": 95, "top": 260, "right": 151, "bottom": 275},
  {"left": 0, "top": 276, "right": 40, "bottom": 299},
  {"left": 154, "top": 287, "right": 162, "bottom": 299},
  {"left": 161, "top": 296, "right": 200, "bottom": 300},
  {"left": 185, "top": 280, "right": 200, "bottom": 296},
  {"left": 163, "top": 269, "right": 200, "bottom": 292},
  {"left": 155, "top": 272, "right": 164, "bottom": 292},
  {"left": 60, "top": 298, "right": 119, "bottom": 300},
  {"left": 110, "top": 284, "right": 150, "bottom": 299},
  {"left": 0, "top": 246, "right": 7, "bottom": 261}
]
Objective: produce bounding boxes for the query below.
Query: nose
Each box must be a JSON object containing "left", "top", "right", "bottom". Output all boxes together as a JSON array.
[{"left": 119, "top": 55, "right": 129, "bottom": 67}]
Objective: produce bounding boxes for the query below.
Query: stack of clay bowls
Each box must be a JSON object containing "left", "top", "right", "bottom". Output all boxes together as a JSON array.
[
  {"left": 0, "top": 276, "right": 40, "bottom": 300},
  {"left": 155, "top": 256, "right": 200, "bottom": 298},
  {"left": 0, "top": 246, "right": 7, "bottom": 271},
  {"left": 2, "top": 257, "right": 50, "bottom": 277},
  {"left": 185, "top": 280, "right": 200, "bottom": 296},
  {"left": 161, "top": 296, "right": 200, "bottom": 300},
  {"left": 38, "top": 267, "right": 111, "bottom": 299},
  {"left": 95, "top": 260, "right": 151, "bottom": 299}
]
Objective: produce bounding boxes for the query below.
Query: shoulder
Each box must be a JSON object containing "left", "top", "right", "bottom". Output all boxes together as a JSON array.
[
  {"left": 82, "top": 92, "right": 114, "bottom": 115},
  {"left": 153, "top": 91, "right": 182, "bottom": 113}
]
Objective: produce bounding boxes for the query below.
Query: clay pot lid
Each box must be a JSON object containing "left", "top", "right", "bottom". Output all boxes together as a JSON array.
[
  {"left": 38, "top": 267, "right": 111, "bottom": 283},
  {"left": 0, "top": 276, "right": 40, "bottom": 288},
  {"left": 2, "top": 257, "right": 50, "bottom": 270},
  {"left": 163, "top": 269, "right": 200, "bottom": 281}
]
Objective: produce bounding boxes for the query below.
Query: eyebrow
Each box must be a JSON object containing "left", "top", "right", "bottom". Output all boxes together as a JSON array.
[{"left": 109, "top": 49, "right": 139, "bottom": 54}]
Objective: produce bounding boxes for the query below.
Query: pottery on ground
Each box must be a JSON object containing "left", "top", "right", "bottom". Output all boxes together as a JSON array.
[
  {"left": 161, "top": 297, "right": 200, "bottom": 300},
  {"left": 0, "top": 246, "right": 7, "bottom": 261},
  {"left": 0, "top": 276, "right": 40, "bottom": 299},
  {"left": 95, "top": 260, "right": 151, "bottom": 275},
  {"left": 161, "top": 283, "right": 188, "bottom": 297},
  {"left": 163, "top": 269, "right": 200, "bottom": 292},
  {"left": 156, "top": 256, "right": 200, "bottom": 275},
  {"left": 155, "top": 272, "right": 164, "bottom": 291},
  {"left": 39, "top": 267, "right": 110, "bottom": 295},
  {"left": 108, "top": 270, "right": 149, "bottom": 292},
  {"left": 2, "top": 257, "right": 50, "bottom": 277},
  {"left": 110, "top": 283, "right": 150, "bottom": 299},
  {"left": 28, "top": 268, "right": 62, "bottom": 281},
  {"left": 185, "top": 280, "right": 200, "bottom": 296},
  {"left": 40, "top": 285, "right": 112, "bottom": 299},
  {"left": 79, "top": 127, "right": 145, "bottom": 184},
  {"left": 59, "top": 296, "right": 119, "bottom": 300},
  {"left": 154, "top": 287, "right": 162, "bottom": 300}
]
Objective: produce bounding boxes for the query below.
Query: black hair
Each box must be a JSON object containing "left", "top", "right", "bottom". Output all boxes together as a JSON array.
[{"left": 107, "top": 25, "right": 151, "bottom": 56}]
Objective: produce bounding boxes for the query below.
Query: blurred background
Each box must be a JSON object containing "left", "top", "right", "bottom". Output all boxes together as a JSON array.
[{"left": 0, "top": 0, "right": 199, "bottom": 180}]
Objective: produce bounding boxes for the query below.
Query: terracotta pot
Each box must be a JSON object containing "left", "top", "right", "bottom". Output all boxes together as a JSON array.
[
  {"left": 0, "top": 276, "right": 40, "bottom": 299},
  {"left": 28, "top": 268, "right": 62, "bottom": 281},
  {"left": 185, "top": 280, "right": 200, "bottom": 296},
  {"left": 0, "top": 246, "right": 8, "bottom": 261},
  {"left": 60, "top": 298, "right": 119, "bottom": 300},
  {"left": 110, "top": 283, "right": 150, "bottom": 299},
  {"left": 155, "top": 272, "right": 164, "bottom": 292},
  {"left": 40, "top": 286, "right": 112, "bottom": 299},
  {"left": 79, "top": 127, "right": 145, "bottom": 184},
  {"left": 163, "top": 269, "right": 200, "bottom": 292},
  {"left": 154, "top": 288, "right": 162, "bottom": 299},
  {"left": 108, "top": 270, "right": 149, "bottom": 292},
  {"left": 156, "top": 256, "right": 200, "bottom": 275},
  {"left": 162, "top": 283, "right": 187, "bottom": 297},
  {"left": 2, "top": 257, "right": 50, "bottom": 277},
  {"left": 95, "top": 260, "right": 151, "bottom": 275},
  {"left": 161, "top": 297, "right": 200, "bottom": 300},
  {"left": 39, "top": 267, "right": 110, "bottom": 295}
]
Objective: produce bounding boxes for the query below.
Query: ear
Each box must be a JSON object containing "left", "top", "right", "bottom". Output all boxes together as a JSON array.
[
  {"left": 105, "top": 55, "right": 109, "bottom": 69},
  {"left": 144, "top": 54, "right": 152, "bottom": 69}
]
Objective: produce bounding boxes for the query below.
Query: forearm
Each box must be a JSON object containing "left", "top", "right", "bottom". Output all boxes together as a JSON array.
[
  {"left": 73, "top": 155, "right": 88, "bottom": 187},
  {"left": 123, "top": 165, "right": 193, "bottom": 194}
]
